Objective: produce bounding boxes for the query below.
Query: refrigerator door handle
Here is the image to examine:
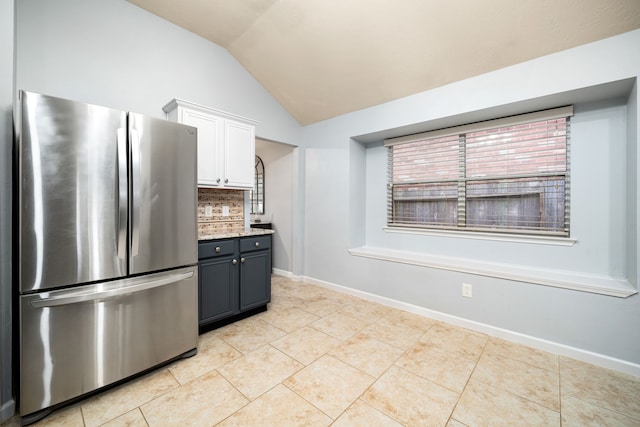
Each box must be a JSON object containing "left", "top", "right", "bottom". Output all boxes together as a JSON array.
[
  {"left": 130, "top": 128, "right": 141, "bottom": 256},
  {"left": 30, "top": 271, "right": 194, "bottom": 308},
  {"left": 116, "top": 128, "right": 128, "bottom": 260}
]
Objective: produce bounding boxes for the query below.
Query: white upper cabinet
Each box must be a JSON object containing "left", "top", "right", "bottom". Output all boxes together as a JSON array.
[{"left": 163, "top": 99, "right": 257, "bottom": 189}]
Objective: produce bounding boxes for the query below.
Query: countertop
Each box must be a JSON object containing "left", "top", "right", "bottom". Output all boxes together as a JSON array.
[{"left": 198, "top": 228, "right": 274, "bottom": 241}]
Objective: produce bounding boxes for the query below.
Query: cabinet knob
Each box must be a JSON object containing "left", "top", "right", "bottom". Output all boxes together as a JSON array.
[
  {"left": 232, "top": 259, "right": 237, "bottom": 265},
  {"left": 216, "top": 178, "right": 221, "bottom": 183},
  {"left": 224, "top": 178, "right": 229, "bottom": 183},
  {"left": 215, "top": 246, "right": 221, "bottom": 253},
  {"left": 255, "top": 241, "right": 260, "bottom": 247},
  {"left": 241, "top": 258, "right": 246, "bottom": 263}
]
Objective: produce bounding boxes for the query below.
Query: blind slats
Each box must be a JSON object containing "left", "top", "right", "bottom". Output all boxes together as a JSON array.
[
  {"left": 384, "top": 105, "right": 573, "bottom": 147},
  {"left": 387, "top": 107, "right": 571, "bottom": 236}
]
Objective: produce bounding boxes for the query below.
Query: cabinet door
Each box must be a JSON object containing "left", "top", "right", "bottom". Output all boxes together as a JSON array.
[
  {"left": 239, "top": 250, "right": 271, "bottom": 311},
  {"left": 199, "top": 256, "right": 238, "bottom": 325},
  {"left": 182, "top": 109, "right": 223, "bottom": 187},
  {"left": 224, "top": 120, "right": 255, "bottom": 189}
]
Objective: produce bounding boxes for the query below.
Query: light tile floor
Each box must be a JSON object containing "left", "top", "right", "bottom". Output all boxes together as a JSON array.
[{"left": 5, "top": 275, "right": 640, "bottom": 426}]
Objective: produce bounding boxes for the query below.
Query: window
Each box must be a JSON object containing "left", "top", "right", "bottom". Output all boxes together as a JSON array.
[
  {"left": 250, "top": 155, "right": 264, "bottom": 215},
  {"left": 386, "top": 106, "right": 572, "bottom": 236}
]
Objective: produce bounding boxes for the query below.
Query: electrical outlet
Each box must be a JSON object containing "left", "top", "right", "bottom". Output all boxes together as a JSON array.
[
  {"left": 222, "top": 205, "right": 230, "bottom": 217},
  {"left": 462, "top": 283, "right": 473, "bottom": 298},
  {"left": 204, "top": 206, "right": 213, "bottom": 218}
]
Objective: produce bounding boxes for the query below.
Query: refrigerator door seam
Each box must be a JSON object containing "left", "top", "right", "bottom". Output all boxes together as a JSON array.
[
  {"left": 117, "top": 128, "right": 128, "bottom": 261},
  {"left": 130, "top": 127, "right": 141, "bottom": 257}
]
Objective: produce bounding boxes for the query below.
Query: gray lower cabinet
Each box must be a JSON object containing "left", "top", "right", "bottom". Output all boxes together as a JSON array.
[
  {"left": 198, "top": 235, "right": 271, "bottom": 329},
  {"left": 239, "top": 236, "right": 272, "bottom": 311}
]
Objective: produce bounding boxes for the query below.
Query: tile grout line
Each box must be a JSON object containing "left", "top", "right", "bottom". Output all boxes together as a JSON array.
[
  {"left": 471, "top": 350, "right": 562, "bottom": 414},
  {"left": 210, "top": 366, "right": 253, "bottom": 424},
  {"left": 265, "top": 291, "right": 408, "bottom": 425},
  {"left": 325, "top": 322, "right": 439, "bottom": 426},
  {"left": 266, "top": 334, "right": 346, "bottom": 424},
  {"left": 445, "top": 332, "right": 488, "bottom": 426},
  {"left": 279, "top": 382, "right": 335, "bottom": 423}
]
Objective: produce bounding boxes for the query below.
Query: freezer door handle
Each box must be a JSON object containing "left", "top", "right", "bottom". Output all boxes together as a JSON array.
[
  {"left": 130, "top": 128, "right": 141, "bottom": 256},
  {"left": 116, "top": 128, "right": 128, "bottom": 260},
  {"left": 30, "top": 271, "right": 194, "bottom": 308}
]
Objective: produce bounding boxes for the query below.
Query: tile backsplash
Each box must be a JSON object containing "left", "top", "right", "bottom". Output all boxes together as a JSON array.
[{"left": 197, "top": 188, "right": 244, "bottom": 237}]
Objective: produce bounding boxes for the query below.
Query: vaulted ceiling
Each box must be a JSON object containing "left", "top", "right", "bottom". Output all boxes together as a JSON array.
[{"left": 127, "top": 0, "right": 640, "bottom": 125}]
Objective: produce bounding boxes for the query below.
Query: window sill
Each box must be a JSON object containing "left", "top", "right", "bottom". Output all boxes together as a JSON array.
[
  {"left": 384, "top": 226, "right": 577, "bottom": 247},
  {"left": 349, "top": 246, "right": 637, "bottom": 298}
]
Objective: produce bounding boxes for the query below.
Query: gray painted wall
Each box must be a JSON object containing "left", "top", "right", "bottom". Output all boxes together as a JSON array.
[
  {"left": 627, "top": 82, "right": 638, "bottom": 287},
  {"left": 301, "top": 30, "right": 640, "bottom": 367},
  {"left": 0, "top": 0, "right": 14, "bottom": 420},
  {"left": 256, "top": 140, "right": 296, "bottom": 273},
  {"left": 15, "top": 0, "right": 301, "bottom": 145}
]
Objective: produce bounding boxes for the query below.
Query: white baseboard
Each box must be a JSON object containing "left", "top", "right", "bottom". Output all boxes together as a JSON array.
[
  {"left": 272, "top": 268, "right": 303, "bottom": 282},
  {"left": 301, "top": 275, "right": 640, "bottom": 378}
]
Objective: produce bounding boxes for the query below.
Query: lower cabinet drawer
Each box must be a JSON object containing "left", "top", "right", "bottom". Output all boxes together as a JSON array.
[
  {"left": 198, "top": 239, "right": 236, "bottom": 258},
  {"left": 240, "top": 235, "right": 271, "bottom": 253}
]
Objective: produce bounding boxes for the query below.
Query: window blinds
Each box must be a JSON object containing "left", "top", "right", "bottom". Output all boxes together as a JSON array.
[{"left": 386, "top": 106, "right": 572, "bottom": 235}]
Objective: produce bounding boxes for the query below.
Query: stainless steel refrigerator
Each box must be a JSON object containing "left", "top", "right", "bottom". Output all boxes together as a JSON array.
[{"left": 15, "top": 91, "right": 198, "bottom": 423}]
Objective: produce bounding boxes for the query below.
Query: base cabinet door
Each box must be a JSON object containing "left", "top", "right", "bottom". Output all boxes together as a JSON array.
[
  {"left": 239, "top": 250, "right": 271, "bottom": 311},
  {"left": 199, "top": 255, "right": 238, "bottom": 324},
  {"left": 198, "top": 235, "right": 271, "bottom": 329}
]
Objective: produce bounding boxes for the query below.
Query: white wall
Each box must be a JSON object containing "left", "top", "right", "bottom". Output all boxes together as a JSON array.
[
  {"left": 15, "top": 0, "right": 301, "bottom": 145},
  {"left": 256, "top": 139, "right": 296, "bottom": 273},
  {"left": 300, "top": 30, "right": 640, "bottom": 370}
]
